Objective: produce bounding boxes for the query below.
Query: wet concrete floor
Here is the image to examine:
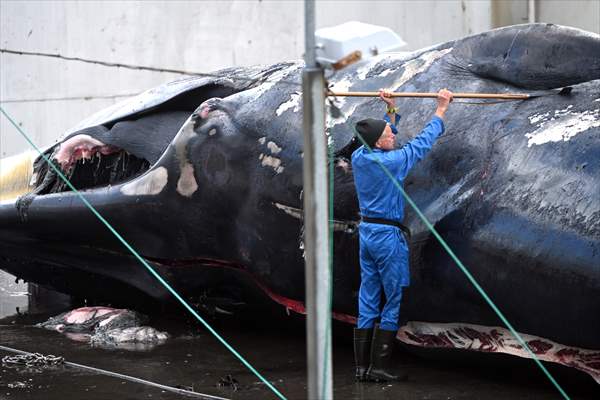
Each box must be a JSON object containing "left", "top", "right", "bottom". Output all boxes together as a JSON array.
[{"left": 0, "top": 272, "right": 598, "bottom": 400}]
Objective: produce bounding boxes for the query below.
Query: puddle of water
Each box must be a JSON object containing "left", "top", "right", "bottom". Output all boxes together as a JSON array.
[{"left": 0, "top": 273, "right": 597, "bottom": 399}]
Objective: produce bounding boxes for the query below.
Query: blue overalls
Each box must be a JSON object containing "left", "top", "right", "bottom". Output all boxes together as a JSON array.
[{"left": 351, "top": 114, "right": 445, "bottom": 331}]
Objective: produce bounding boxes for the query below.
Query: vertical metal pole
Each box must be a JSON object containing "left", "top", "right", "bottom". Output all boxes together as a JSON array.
[
  {"left": 528, "top": 0, "right": 536, "bottom": 23},
  {"left": 303, "top": 1, "right": 333, "bottom": 399}
]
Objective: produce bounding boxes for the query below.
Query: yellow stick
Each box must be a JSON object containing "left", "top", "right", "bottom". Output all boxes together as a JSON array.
[{"left": 328, "top": 91, "right": 530, "bottom": 100}]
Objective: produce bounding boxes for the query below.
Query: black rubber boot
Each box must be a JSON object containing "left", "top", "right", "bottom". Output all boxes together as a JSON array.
[
  {"left": 367, "top": 325, "right": 407, "bottom": 382},
  {"left": 353, "top": 328, "right": 373, "bottom": 381}
]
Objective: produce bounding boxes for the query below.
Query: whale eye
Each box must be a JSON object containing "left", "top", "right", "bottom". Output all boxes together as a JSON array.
[{"left": 195, "top": 121, "right": 220, "bottom": 137}]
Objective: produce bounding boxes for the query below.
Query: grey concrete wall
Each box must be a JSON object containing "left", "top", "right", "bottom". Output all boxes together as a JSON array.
[
  {"left": 1, "top": 0, "right": 494, "bottom": 157},
  {"left": 0, "top": 271, "right": 27, "bottom": 318},
  {"left": 1, "top": 0, "right": 306, "bottom": 157},
  {"left": 492, "top": 0, "right": 530, "bottom": 26},
  {"left": 492, "top": 0, "right": 600, "bottom": 32},
  {"left": 537, "top": 0, "right": 600, "bottom": 33},
  {"left": 1, "top": 0, "right": 598, "bottom": 157},
  {"left": 316, "top": 0, "right": 493, "bottom": 50}
]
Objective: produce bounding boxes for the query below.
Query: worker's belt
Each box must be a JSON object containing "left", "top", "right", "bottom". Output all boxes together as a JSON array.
[{"left": 361, "top": 216, "right": 411, "bottom": 239}]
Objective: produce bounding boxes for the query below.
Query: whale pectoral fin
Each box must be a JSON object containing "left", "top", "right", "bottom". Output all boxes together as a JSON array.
[{"left": 448, "top": 24, "right": 600, "bottom": 89}]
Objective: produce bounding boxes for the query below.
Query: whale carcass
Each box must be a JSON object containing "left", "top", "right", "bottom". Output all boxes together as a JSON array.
[
  {"left": 0, "top": 23, "right": 599, "bottom": 382},
  {"left": 38, "top": 306, "right": 168, "bottom": 350}
]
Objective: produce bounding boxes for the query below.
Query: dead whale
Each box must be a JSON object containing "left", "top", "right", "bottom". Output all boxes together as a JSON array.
[
  {"left": 0, "top": 23, "right": 599, "bottom": 382},
  {"left": 38, "top": 307, "right": 168, "bottom": 350}
]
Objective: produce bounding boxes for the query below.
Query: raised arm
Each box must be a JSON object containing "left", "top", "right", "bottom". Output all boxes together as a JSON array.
[{"left": 395, "top": 89, "right": 453, "bottom": 177}]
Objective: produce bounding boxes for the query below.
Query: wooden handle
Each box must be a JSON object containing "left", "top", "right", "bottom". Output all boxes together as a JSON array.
[
  {"left": 328, "top": 91, "right": 530, "bottom": 100},
  {"left": 331, "top": 51, "right": 362, "bottom": 71}
]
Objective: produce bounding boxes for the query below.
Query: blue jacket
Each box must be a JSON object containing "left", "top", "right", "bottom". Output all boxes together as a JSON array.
[{"left": 351, "top": 115, "right": 445, "bottom": 223}]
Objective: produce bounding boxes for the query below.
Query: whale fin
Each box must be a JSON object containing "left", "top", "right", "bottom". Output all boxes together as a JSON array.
[{"left": 447, "top": 23, "right": 600, "bottom": 90}]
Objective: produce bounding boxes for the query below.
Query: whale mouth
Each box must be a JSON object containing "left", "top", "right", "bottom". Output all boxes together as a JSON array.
[{"left": 31, "top": 134, "right": 151, "bottom": 195}]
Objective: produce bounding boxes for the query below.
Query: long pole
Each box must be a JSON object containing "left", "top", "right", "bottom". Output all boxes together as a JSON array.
[
  {"left": 303, "top": 1, "right": 333, "bottom": 399},
  {"left": 328, "top": 91, "right": 530, "bottom": 99}
]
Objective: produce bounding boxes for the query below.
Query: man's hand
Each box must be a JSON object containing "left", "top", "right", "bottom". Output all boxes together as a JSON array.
[
  {"left": 435, "top": 88, "right": 453, "bottom": 119},
  {"left": 379, "top": 89, "right": 396, "bottom": 109}
]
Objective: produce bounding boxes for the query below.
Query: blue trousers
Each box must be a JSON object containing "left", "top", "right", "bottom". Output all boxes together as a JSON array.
[{"left": 357, "top": 223, "right": 409, "bottom": 332}]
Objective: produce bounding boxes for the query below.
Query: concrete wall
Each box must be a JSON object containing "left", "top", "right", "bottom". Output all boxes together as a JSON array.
[
  {"left": 316, "top": 0, "right": 492, "bottom": 51},
  {"left": 492, "top": 0, "right": 600, "bottom": 32},
  {"left": 537, "top": 0, "right": 600, "bottom": 33},
  {"left": 2, "top": 1, "right": 597, "bottom": 158},
  {"left": 0, "top": 0, "right": 492, "bottom": 158},
  {"left": 0, "top": 270, "right": 27, "bottom": 318},
  {"left": 1, "top": 0, "right": 307, "bottom": 157}
]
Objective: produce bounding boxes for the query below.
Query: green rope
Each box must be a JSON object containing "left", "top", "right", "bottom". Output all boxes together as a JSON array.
[
  {"left": 0, "top": 106, "right": 287, "bottom": 400},
  {"left": 347, "top": 116, "right": 569, "bottom": 400}
]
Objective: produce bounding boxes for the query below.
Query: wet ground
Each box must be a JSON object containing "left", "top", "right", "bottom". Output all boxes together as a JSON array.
[{"left": 0, "top": 271, "right": 598, "bottom": 400}]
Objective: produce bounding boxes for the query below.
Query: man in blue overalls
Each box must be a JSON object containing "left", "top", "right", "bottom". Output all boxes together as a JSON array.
[{"left": 351, "top": 88, "right": 453, "bottom": 382}]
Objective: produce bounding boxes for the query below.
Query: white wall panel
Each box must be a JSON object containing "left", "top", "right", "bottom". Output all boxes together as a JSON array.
[{"left": 1, "top": 0, "right": 597, "bottom": 157}]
